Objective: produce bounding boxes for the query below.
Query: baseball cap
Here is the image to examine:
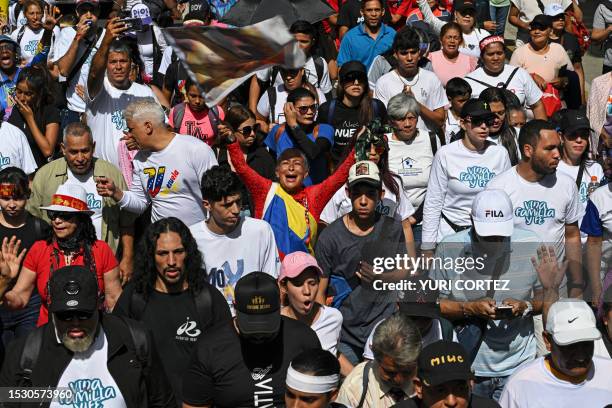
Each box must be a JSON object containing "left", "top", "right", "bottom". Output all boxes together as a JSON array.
[
  {"left": 348, "top": 161, "right": 382, "bottom": 189},
  {"left": 530, "top": 14, "right": 552, "bottom": 29},
  {"left": 559, "top": 110, "right": 591, "bottom": 135},
  {"left": 471, "top": 190, "right": 514, "bottom": 237},
  {"left": 460, "top": 99, "right": 495, "bottom": 120},
  {"left": 279, "top": 251, "right": 323, "bottom": 281},
  {"left": 398, "top": 279, "right": 440, "bottom": 319},
  {"left": 234, "top": 272, "right": 281, "bottom": 336},
  {"left": 339, "top": 61, "right": 367, "bottom": 82},
  {"left": 76, "top": 0, "right": 99, "bottom": 11},
  {"left": 546, "top": 299, "right": 601, "bottom": 346},
  {"left": 417, "top": 341, "right": 472, "bottom": 387},
  {"left": 0, "top": 35, "right": 18, "bottom": 48},
  {"left": 48, "top": 266, "right": 99, "bottom": 314},
  {"left": 544, "top": 3, "right": 565, "bottom": 17},
  {"left": 454, "top": 0, "right": 476, "bottom": 13}
]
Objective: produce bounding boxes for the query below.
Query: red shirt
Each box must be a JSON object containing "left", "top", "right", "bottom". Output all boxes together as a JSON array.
[{"left": 23, "top": 240, "right": 118, "bottom": 326}]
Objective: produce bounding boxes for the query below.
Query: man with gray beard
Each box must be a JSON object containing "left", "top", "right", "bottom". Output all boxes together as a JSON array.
[{"left": 0, "top": 265, "right": 174, "bottom": 407}]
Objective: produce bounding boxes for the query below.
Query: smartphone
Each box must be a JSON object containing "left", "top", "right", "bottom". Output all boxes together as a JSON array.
[
  {"left": 495, "top": 305, "right": 514, "bottom": 319},
  {"left": 118, "top": 18, "right": 144, "bottom": 32}
]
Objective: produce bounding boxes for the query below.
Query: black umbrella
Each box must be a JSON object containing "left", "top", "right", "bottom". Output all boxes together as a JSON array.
[{"left": 221, "top": 0, "right": 335, "bottom": 27}]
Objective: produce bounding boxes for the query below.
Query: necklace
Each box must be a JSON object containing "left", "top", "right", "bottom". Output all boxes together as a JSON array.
[{"left": 395, "top": 69, "right": 420, "bottom": 87}]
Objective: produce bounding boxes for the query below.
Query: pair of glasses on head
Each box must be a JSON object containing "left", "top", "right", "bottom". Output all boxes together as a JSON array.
[
  {"left": 55, "top": 310, "right": 94, "bottom": 322},
  {"left": 237, "top": 123, "right": 260, "bottom": 136},
  {"left": 467, "top": 116, "right": 496, "bottom": 127},
  {"left": 295, "top": 104, "right": 318, "bottom": 115},
  {"left": 47, "top": 211, "right": 77, "bottom": 221}
]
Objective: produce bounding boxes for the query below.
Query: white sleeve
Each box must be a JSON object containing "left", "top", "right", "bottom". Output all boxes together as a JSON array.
[
  {"left": 158, "top": 47, "right": 173, "bottom": 75},
  {"left": 416, "top": 0, "right": 445, "bottom": 34},
  {"left": 396, "top": 187, "right": 416, "bottom": 220},
  {"left": 498, "top": 384, "right": 521, "bottom": 408},
  {"left": 427, "top": 77, "right": 448, "bottom": 111},
  {"left": 374, "top": 78, "right": 392, "bottom": 107},
  {"left": 521, "top": 69, "right": 544, "bottom": 107},
  {"left": 320, "top": 188, "right": 344, "bottom": 224},
  {"left": 118, "top": 164, "right": 151, "bottom": 215},
  {"left": 362, "top": 319, "right": 384, "bottom": 360},
  {"left": 255, "top": 67, "right": 272, "bottom": 82},
  {"left": 256, "top": 92, "right": 271, "bottom": 120},
  {"left": 421, "top": 150, "right": 448, "bottom": 250},
  {"left": 317, "top": 88, "right": 327, "bottom": 105},
  {"left": 51, "top": 27, "right": 76, "bottom": 63},
  {"left": 192, "top": 142, "right": 219, "bottom": 182},
  {"left": 18, "top": 134, "right": 38, "bottom": 175},
  {"left": 261, "top": 223, "right": 280, "bottom": 278},
  {"left": 319, "top": 59, "right": 333, "bottom": 94}
]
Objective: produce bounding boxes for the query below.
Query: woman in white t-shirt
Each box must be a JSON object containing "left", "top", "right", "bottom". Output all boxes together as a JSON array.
[
  {"left": 422, "top": 99, "right": 511, "bottom": 251},
  {"left": 10, "top": 0, "right": 60, "bottom": 66},
  {"left": 278, "top": 252, "right": 344, "bottom": 367}
]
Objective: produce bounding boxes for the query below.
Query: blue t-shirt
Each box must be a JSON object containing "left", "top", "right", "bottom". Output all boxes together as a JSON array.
[
  {"left": 264, "top": 123, "right": 334, "bottom": 186},
  {"left": 337, "top": 23, "right": 396, "bottom": 70}
]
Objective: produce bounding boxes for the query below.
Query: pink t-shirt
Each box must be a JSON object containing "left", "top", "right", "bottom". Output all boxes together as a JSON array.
[
  {"left": 509, "top": 42, "right": 573, "bottom": 83},
  {"left": 169, "top": 104, "right": 225, "bottom": 146},
  {"left": 429, "top": 50, "right": 478, "bottom": 87}
]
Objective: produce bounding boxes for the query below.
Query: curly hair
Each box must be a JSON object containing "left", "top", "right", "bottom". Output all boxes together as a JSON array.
[
  {"left": 200, "top": 165, "right": 243, "bottom": 202},
  {"left": 47, "top": 213, "right": 97, "bottom": 249},
  {"left": 132, "top": 217, "right": 206, "bottom": 299}
]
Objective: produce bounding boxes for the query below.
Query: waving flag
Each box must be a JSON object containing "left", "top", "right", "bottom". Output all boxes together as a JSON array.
[{"left": 162, "top": 16, "right": 306, "bottom": 106}]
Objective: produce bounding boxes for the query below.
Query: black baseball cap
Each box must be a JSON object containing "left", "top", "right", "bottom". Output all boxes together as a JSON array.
[
  {"left": 460, "top": 99, "right": 495, "bottom": 119},
  {"left": 454, "top": 0, "right": 476, "bottom": 13},
  {"left": 398, "top": 279, "right": 440, "bottom": 319},
  {"left": 234, "top": 272, "right": 281, "bottom": 335},
  {"left": 559, "top": 110, "right": 591, "bottom": 135},
  {"left": 48, "top": 266, "right": 99, "bottom": 313},
  {"left": 417, "top": 341, "right": 473, "bottom": 387},
  {"left": 339, "top": 61, "right": 367, "bottom": 82},
  {"left": 530, "top": 14, "right": 552, "bottom": 29}
]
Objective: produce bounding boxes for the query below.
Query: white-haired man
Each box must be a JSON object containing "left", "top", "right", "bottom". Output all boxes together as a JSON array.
[{"left": 96, "top": 98, "right": 218, "bottom": 226}]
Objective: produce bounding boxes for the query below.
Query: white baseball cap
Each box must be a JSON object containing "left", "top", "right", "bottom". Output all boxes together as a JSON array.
[
  {"left": 546, "top": 299, "right": 601, "bottom": 346},
  {"left": 348, "top": 161, "right": 381, "bottom": 189},
  {"left": 543, "top": 3, "right": 565, "bottom": 16},
  {"left": 471, "top": 190, "right": 514, "bottom": 237}
]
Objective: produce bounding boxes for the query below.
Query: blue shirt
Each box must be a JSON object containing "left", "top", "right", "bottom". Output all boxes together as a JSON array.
[
  {"left": 0, "top": 68, "right": 21, "bottom": 121},
  {"left": 337, "top": 23, "right": 395, "bottom": 70},
  {"left": 264, "top": 123, "right": 334, "bottom": 186}
]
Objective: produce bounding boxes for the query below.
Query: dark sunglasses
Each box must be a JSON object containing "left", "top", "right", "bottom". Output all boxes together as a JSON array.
[
  {"left": 238, "top": 123, "right": 260, "bottom": 136},
  {"left": 280, "top": 68, "right": 301, "bottom": 78},
  {"left": 295, "top": 104, "right": 318, "bottom": 114},
  {"left": 47, "top": 211, "right": 77, "bottom": 221},
  {"left": 529, "top": 24, "right": 549, "bottom": 31},
  {"left": 564, "top": 132, "right": 589, "bottom": 141},
  {"left": 371, "top": 144, "right": 386, "bottom": 154},
  {"left": 55, "top": 311, "right": 94, "bottom": 321},
  {"left": 468, "top": 116, "right": 496, "bottom": 127},
  {"left": 341, "top": 72, "right": 366, "bottom": 84}
]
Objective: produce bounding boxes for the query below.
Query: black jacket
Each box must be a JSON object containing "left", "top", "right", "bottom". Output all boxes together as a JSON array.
[{"left": 0, "top": 314, "right": 175, "bottom": 407}]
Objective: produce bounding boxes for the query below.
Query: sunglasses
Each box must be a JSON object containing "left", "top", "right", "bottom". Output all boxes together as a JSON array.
[
  {"left": 55, "top": 311, "right": 94, "bottom": 321},
  {"left": 468, "top": 116, "right": 496, "bottom": 127},
  {"left": 47, "top": 211, "right": 77, "bottom": 221},
  {"left": 237, "top": 123, "right": 260, "bottom": 136},
  {"left": 295, "top": 104, "right": 318, "bottom": 114},
  {"left": 529, "top": 24, "right": 549, "bottom": 31},
  {"left": 371, "top": 144, "right": 386, "bottom": 154},
  {"left": 341, "top": 72, "right": 366, "bottom": 84},
  {"left": 280, "top": 68, "right": 301, "bottom": 78},
  {"left": 564, "top": 132, "right": 588, "bottom": 141}
]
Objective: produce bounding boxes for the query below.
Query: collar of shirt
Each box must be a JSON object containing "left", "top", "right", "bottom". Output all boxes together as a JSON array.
[
  {"left": 373, "top": 367, "right": 413, "bottom": 402},
  {"left": 357, "top": 23, "right": 392, "bottom": 39}
]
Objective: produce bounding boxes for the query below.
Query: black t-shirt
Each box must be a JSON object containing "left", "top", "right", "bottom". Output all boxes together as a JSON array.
[
  {"left": 182, "top": 317, "right": 321, "bottom": 408},
  {"left": 550, "top": 32, "right": 582, "bottom": 64},
  {"left": 7, "top": 104, "right": 60, "bottom": 167},
  {"left": 113, "top": 283, "right": 231, "bottom": 405},
  {"left": 338, "top": 0, "right": 392, "bottom": 29},
  {"left": 163, "top": 60, "right": 190, "bottom": 107},
  {"left": 392, "top": 394, "right": 501, "bottom": 408},
  {"left": 317, "top": 98, "right": 387, "bottom": 164}
]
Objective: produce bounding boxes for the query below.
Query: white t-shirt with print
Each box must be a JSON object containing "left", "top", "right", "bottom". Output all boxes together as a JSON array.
[
  {"left": 11, "top": 25, "right": 60, "bottom": 65},
  {"left": 487, "top": 167, "right": 580, "bottom": 263},
  {"left": 52, "top": 26, "right": 106, "bottom": 113},
  {"left": 387, "top": 130, "right": 438, "bottom": 209},
  {"left": 460, "top": 28, "right": 490, "bottom": 58},
  {"left": 498, "top": 356, "right": 612, "bottom": 408},
  {"left": 510, "top": 0, "right": 572, "bottom": 24},
  {"left": 0, "top": 122, "right": 37, "bottom": 174},
  {"left": 311, "top": 305, "right": 343, "bottom": 355},
  {"left": 50, "top": 329, "right": 127, "bottom": 408},
  {"left": 119, "top": 135, "right": 217, "bottom": 226},
  {"left": 85, "top": 77, "right": 156, "bottom": 168},
  {"left": 557, "top": 160, "right": 604, "bottom": 242},
  {"left": 374, "top": 69, "right": 447, "bottom": 134},
  {"left": 189, "top": 217, "right": 280, "bottom": 315},
  {"left": 66, "top": 169, "right": 104, "bottom": 240},
  {"left": 465, "top": 64, "right": 543, "bottom": 107},
  {"left": 422, "top": 141, "right": 511, "bottom": 247},
  {"left": 256, "top": 83, "right": 326, "bottom": 125},
  {"left": 320, "top": 181, "right": 415, "bottom": 224},
  {"left": 444, "top": 109, "right": 461, "bottom": 145},
  {"left": 255, "top": 56, "right": 333, "bottom": 95},
  {"left": 9, "top": 5, "right": 26, "bottom": 32}
]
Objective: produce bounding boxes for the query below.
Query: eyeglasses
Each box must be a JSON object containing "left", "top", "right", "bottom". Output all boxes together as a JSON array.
[
  {"left": 47, "top": 211, "right": 77, "bottom": 221},
  {"left": 468, "top": 116, "right": 496, "bottom": 127},
  {"left": 295, "top": 104, "right": 318, "bottom": 114},
  {"left": 55, "top": 311, "right": 94, "bottom": 321},
  {"left": 237, "top": 123, "right": 260, "bottom": 136}
]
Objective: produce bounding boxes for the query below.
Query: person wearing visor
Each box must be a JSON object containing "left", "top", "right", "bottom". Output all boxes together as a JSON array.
[
  {"left": 430, "top": 189, "right": 543, "bottom": 400},
  {"left": 422, "top": 100, "right": 510, "bottom": 254},
  {"left": 465, "top": 35, "right": 547, "bottom": 120},
  {"left": 182, "top": 272, "right": 320, "bottom": 408},
  {"left": 0, "top": 265, "right": 175, "bottom": 406},
  {"left": 392, "top": 341, "right": 501, "bottom": 408}
]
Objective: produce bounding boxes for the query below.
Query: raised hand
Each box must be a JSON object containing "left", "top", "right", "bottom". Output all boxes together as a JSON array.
[
  {"left": 43, "top": 5, "right": 62, "bottom": 31},
  {"left": 0, "top": 236, "right": 26, "bottom": 280},
  {"left": 531, "top": 245, "right": 566, "bottom": 290}
]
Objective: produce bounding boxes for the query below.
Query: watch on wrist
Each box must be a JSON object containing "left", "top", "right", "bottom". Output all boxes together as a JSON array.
[{"left": 522, "top": 301, "right": 533, "bottom": 317}]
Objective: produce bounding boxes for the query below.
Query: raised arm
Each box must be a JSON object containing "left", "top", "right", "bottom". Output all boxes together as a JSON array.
[{"left": 87, "top": 18, "right": 128, "bottom": 99}]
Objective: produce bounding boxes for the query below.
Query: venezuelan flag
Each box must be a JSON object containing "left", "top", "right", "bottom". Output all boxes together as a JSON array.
[{"left": 263, "top": 183, "right": 317, "bottom": 260}]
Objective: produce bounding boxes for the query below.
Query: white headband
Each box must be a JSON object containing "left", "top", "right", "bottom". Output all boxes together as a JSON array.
[{"left": 285, "top": 364, "right": 339, "bottom": 394}]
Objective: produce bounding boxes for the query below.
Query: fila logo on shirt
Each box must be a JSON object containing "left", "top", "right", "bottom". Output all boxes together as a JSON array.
[
  {"left": 459, "top": 166, "right": 496, "bottom": 188},
  {"left": 251, "top": 365, "right": 274, "bottom": 407},
  {"left": 514, "top": 200, "right": 555, "bottom": 225},
  {"left": 176, "top": 317, "right": 201, "bottom": 341}
]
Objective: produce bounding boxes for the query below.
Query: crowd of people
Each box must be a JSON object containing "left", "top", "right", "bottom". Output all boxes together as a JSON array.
[{"left": 0, "top": 0, "right": 610, "bottom": 406}]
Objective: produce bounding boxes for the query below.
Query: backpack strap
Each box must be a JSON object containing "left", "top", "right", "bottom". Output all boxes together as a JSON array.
[
  {"left": 465, "top": 76, "right": 493, "bottom": 89},
  {"left": 267, "top": 87, "right": 277, "bottom": 123},
  {"left": 575, "top": 161, "right": 585, "bottom": 189},
  {"left": 18, "top": 328, "right": 44, "bottom": 387},
  {"left": 357, "top": 361, "right": 372, "bottom": 408},
  {"left": 274, "top": 124, "right": 286, "bottom": 144},
  {"left": 130, "top": 291, "right": 148, "bottom": 320},
  {"left": 503, "top": 67, "right": 520, "bottom": 90},
  {"left": 194, "top": 285, "right": 213, "bottom": 330},
  {"left": 117, "top": 316, "right": 151, "bottom": 376},
  {"left": 16, "top": 25, "right": 26, "bottom": 45},
  {"left": 428, "top": 130, "right": 438, "bottom": 156},
  {"left": 313, "top": 56, "right": 325, "bottom": 88},
  {"left": 535, "top": 0, "right": 545, "bottom": 12},
  {"left": 439, "top": 317, "right": 455, "bottom": 341},
  {"left": 207, "top": 106, "right": 220, "bottom": 140},
  {"left": 66, "top": 27, "right": 103, "bottom": 83},
  {"left": 327, "top": 99, "right": 337, "bottom": 124},
  {"left": 172, "top": 102, "right": 186, "bottom": 133}
]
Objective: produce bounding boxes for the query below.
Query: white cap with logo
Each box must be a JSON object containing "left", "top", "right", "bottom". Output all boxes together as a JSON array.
[
  {"left": 471, "top": 190, "right": 514, "bottom": 237},
  {"left": 546, "top": 299, "right": 601, "bottom": 346},
  {"left": 348, "top": 161, "right": 382, "bottom": 189},
  {"left": 543, "top": 3, "right": 565, "bottom": 16}
]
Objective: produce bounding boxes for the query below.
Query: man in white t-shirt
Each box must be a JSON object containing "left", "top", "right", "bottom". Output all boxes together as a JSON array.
[
  {"left": 374, "top": 27, "right": 446, "bottom": 135},
  {"left": 499, "top": 299, "right": 612, "bottom": 408},
  {"left": 86, "top": 18, "right": 157, "bottom": 168},
  {"left": 52, "top": 0, "right": 105, "bottom": 127},
  {"left": 0, "top": 121, "right": 37, "bottom": 174},
  {"left": 190, "top": 166, "right": 280, "bottom": 314},
  {"left": 96, "top": 98, "right": 217, "bottom": 226}
]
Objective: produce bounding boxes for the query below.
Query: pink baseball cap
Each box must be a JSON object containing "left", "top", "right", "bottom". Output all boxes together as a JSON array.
[{"left": 279, "top": 252, "right": 323, "bottom": 281}]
